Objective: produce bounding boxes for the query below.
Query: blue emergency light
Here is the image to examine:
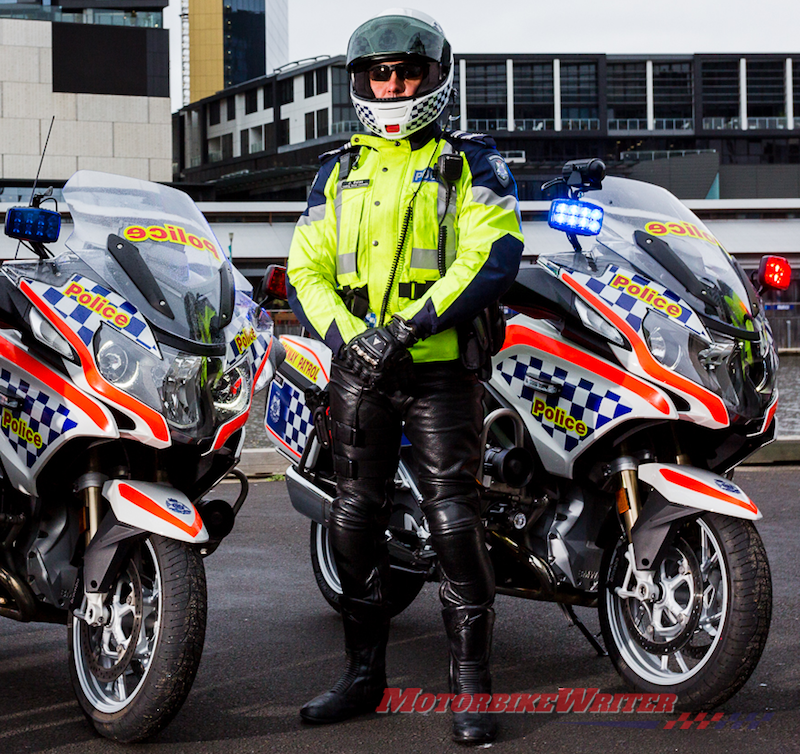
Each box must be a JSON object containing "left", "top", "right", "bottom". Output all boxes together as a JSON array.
[
  {"left": 4, "top": 206, "right": 61, "bottom": 244},
  {"left": 548, "top": 199, "right": 604, "bottom": 236}
]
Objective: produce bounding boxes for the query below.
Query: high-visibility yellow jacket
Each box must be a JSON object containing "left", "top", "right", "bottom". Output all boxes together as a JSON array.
[{"left": 287, "top": 128, "right": 524, "bottom": 363}]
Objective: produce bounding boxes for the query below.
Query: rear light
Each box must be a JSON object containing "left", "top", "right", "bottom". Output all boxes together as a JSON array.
[
  {"left": 758, "top": 255, "right": 791, "bottom": 291},
  {"left": 257, "top": 264, "right": 287, "bottom": 303}
]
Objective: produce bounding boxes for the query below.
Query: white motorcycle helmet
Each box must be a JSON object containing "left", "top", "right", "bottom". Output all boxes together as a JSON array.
[{"left": 346, "top": 8, "right": 454, "bottom": 139}]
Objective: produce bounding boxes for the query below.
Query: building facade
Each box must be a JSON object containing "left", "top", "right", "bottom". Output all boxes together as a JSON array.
[
  {"left": 173, "top": 52, "right": 800, "bottom": 202},
  {"left": 0, "top": 1, "right": 171, "bottom": 184},
  {"left": 186, "top": 0, "right": 287, "bottom": 103}
]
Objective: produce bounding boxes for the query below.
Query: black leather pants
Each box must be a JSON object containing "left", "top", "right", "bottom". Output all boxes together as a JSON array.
[{"left": 328, "top": 359, "right": 495, "bottom": 612}]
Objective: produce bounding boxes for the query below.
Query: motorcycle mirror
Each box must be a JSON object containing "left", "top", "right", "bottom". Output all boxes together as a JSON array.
[
  {"left": 757, "top": 255, "right": 791, "bottom": 292},
  {"left": 256, "top": 264, "right": 288, "bottom": 305}
]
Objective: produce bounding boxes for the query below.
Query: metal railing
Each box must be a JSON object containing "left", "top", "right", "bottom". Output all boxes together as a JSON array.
[
  {"left": 561, "top": 118, "right": 600, "bottom": 131},
  {"left": 702, "top": 117, "right": 740, "bottom": 130},
  {"left": 747, "top": 117, "right": 788, "bottom": 130},
  {"left": 330, "top": 120, "right": 366, "bottom": 134},
  {"left": 621, "top": 149, "right": 716, "bottom": 162},
  {"left": 608, "top": 118, "right": 648, "bottom": 131},
  {"left": 655, "top": 118, "right": 694, "bottom": 130},
  {"left": 467, "top": 119, "right": 508, "bottom": 131},
  {"left": 514, "top": 118, "right": 554, "bottom": 132}
]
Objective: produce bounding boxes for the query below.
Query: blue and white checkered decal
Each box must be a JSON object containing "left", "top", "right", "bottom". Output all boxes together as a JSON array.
[
  {"left": 29, "top": 275, "right": 159, "bottom": 354},
  {"left": 495, "top": 352, "right": 632, "bottom": 453},
  {"left": 265, "top": 379, "right": 312, "bottom": 457},
  {"left": 566, "top": 265, "right": 708, "bottom": 339},
  {"left": 0, "top": 368, "right": 78, "bottom": 468}
]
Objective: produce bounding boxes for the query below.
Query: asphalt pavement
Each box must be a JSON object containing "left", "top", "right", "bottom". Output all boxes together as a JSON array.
[{"left": 0, "top": 466, "right": 798, "bottom": 754}]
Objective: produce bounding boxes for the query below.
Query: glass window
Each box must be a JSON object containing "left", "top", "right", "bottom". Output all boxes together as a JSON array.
[
  {"left": 701, "top": 60, "right": 739, "bottom": 118},
  {"left": 653, "top": 61, "right": 693, "bottom": 120},
  {"left": 560, "top": 62, "right": 598, "bottom": 121},
  {"left": 607, "top": 62, "right": 646, "bottom": 122},
  {"left": 747, "top": 60, "right": 785, "bottom": 118},
  {"left": 316, "top": 68, "right": 329, "bottom": 95},
  {"left": 221, "top": 133, "right": 233, "bottom": 160},
  {"left": 263, "top": 83, "right": 273, "bottom": 110},
  {"left": 209, "top": 100, "right": 221, "bottom": 126},
  {"left": 466, "top": 62, "right": 507, "bottom": 126},
  {"left": 305, "top": 71, "right": 315, "bottom": 98},
  {"left": 222, "top": 0, "right": 266, "bottom": 87},
  {"left": 226, "top": 95, "right": 236, "bottom": 121},
  {"left": 265, "top": 122, "right": 276, "bottom": 152},
  {"left": 278, "top": 118, "right": 290, "bottom": 146},
  {"left": 245, "top": 88, "right": 258, "bottom": 114},
  {"left": 305, "top": 111, "right": 316, "bottom": 140},
  {"left": 279, "top": 78, "right": 294, "bottom": 105},
  {"left": 240, "top": 129, "right": 249, "bottom": 155},
  {"left": 317, "top": 108, "right": 329, "bottom": 138}
]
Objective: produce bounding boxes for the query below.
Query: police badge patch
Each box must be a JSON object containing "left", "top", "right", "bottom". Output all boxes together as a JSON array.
[{"left": 487, "top": 154, "right": 511, "bottom": 188}]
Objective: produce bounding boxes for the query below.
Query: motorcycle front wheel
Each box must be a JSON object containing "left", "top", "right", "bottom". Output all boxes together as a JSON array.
[
  {"left": 309, "top": 521, "right": 426, "bottom": 617},
  {"left": 68, "top": 534, "right": 207, "bottom": 743},
  {"left": 599, "top": 512, "right": 771, "bottom": 710}
]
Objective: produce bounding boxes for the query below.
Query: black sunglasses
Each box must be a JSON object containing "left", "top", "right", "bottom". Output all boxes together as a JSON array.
[{"left": 368, "top": 62, "right": 427, "bottom": 82}]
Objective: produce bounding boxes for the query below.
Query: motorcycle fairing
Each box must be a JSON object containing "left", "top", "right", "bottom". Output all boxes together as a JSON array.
[
  {"left": 638, "top": 462, "right": 760, "bottom": 520},
  {"left": 0, "top": 333, "right": 117, "bottom": 493},
  {"left": 560, "top": 271, "right": 730, "bottom": 429},
  {"left": 493, "top": 317, "right": 677, "bottom": 477},
  {"left": 103, "top": 479, "right": 209, "bottom": 543},
  {"left": 266, "top": 374, "right": 313, "bottom": 460},
  {"left": 27, "top": 273, "right": 160, "bottom": 356},
  {"left": 265, "top": 336, "right": 330, "bottom": 460},
  {"left": 19, "top": 279, "right": 171, "bottom": 448},
  {"left": 757, "top": 393, "right": 779, "bottom": 436}
]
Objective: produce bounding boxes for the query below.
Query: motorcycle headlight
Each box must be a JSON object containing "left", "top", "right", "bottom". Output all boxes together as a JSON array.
[
  {"left": 212, "top": 361, "right": 252, "bottom": 422},
  {"left": 162, "top": 354, "right": 204, "bottom": 430},
  {"left": 94, "top": 326, "right": 165, "bottom": 410}
]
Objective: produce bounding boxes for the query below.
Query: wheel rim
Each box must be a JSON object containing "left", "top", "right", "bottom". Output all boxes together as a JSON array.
[
  {"left": 314, "top": 524, "right": 342, "bottom": 595},
  {"left": 72, "top": 538, "right": 162, "bottom": 713},
  {"left": 605, "top": 518, "right": 728, "bottom": 685}
]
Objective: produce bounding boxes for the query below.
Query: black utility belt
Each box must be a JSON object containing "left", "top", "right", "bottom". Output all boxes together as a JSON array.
[{"left": 398, "top": 281, "right": 435, "bottom": 300}]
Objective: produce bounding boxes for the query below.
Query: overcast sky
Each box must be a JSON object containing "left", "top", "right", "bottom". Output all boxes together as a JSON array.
[{"left": 165, "top": 0, "right": 800, "bottom": 111}]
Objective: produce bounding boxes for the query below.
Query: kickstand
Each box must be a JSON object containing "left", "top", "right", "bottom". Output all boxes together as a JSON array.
[{"left": 558, "top": 603, "right": 607, "bottom": 657}]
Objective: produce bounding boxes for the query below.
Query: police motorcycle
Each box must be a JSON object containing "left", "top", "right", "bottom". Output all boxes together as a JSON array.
[
  {"left": 263, "top": 159, "right": 786, "bottom": 710},
  {"left": 0, "top": 171, "right": 278, "bottom": 742}
]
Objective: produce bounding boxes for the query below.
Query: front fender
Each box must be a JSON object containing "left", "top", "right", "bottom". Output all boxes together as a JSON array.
[
  {"left": 638, "top": 463, "right": 760, "bottom": 520},
  {"left": 103, "top": 480, "right": 209, "bottom": 543}
]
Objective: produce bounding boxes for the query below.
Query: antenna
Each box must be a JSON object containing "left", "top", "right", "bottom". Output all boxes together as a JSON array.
[{"left": 30, "top": 116, "right": 55, "bottom": 207}]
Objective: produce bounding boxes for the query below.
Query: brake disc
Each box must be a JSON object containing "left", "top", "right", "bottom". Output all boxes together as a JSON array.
[
  {"left": 620, "top": 538, "right": 703, "bottom": 654},
  {"left": 80, "top": 559, "right": 143, "bottom": 684}
]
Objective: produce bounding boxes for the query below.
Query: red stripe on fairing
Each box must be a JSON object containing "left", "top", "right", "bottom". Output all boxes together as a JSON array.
[
  {"left": 118, "top": 482, "right": 204, "bottom": 538},
  {"left": 560, "top": 273, "right": 729, "bottom": 426},
  {"left": 20, "top": 280, "right": 170, "bottom": 444},
  {"left": 211, "top": 335, "right": 274, "bottom": 451},
  {"left": 502, "top": 324, "right": 672, "bottom": 415},
  {"left": 265, "top": 423, "right": 302, "bottom": 459},
  {"left": 659, "top": 467, "right": 758, "bottom": 515},
  {"left": 0, "top": 335, "right": 112, "bottom": 432},
  {"left": 761, "top": 395, "right": 778, "bottom": 434}
]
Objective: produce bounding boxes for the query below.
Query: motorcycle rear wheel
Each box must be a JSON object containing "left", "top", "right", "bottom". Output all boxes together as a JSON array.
[
  {"left": 309, "top": 521, "right": 426, "bottom": 617},
  {"left": 599, "top": 512, "right": 771, "bottom": 710},
  {"left": 68, "top": 534, "right": 207, "bottom": 743}
]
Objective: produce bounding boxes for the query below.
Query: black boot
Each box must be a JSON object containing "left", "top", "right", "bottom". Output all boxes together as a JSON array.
[
  {"left": 300, "top": 597, "right": 389, "bottom": 724},
  {"left": 443, "top": 605, "right": 498, "bottom": 745}
]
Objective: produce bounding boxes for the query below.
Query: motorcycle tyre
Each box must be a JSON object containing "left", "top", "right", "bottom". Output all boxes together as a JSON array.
[
  {"left": 309, "top": 520, "right": 426, "bottom": 618},
  {"left": 599, "top": 512, "right": 771, "bottom": 711},
  {"left": 68, "top": 535, "right": 207, "bottom": 743}
]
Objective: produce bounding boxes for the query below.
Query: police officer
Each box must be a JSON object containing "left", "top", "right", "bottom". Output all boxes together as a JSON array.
[{"left": 287, "top": 8, "right": 523, "bottom": 744}]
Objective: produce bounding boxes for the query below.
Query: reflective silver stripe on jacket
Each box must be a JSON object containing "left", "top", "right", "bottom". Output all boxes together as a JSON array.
[
  {"left": 297, "top": 203, "right": 325, "bottom": 228},
  {"left": 410, "top": 248, "right": 439, "bottom": 270},
  {"left": 470, "top": 185, "right": 518, "bottom": 213}
]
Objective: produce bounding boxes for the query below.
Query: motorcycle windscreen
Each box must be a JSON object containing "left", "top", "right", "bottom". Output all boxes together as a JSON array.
[
  {"left": 539, "top": 177, "right": 777, "bottom": 420},
  {"left": 62, "top": 171, "right": 232, "bottom": 350}
]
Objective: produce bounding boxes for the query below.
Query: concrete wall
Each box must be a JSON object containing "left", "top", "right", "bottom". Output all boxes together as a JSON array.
[{"left": 0, "top": 18, "right": 172, "bottom": 183}]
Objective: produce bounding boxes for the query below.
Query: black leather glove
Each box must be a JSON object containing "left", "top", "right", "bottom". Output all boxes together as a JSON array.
[{"left": 341, "top": 316, "right": 418, "bottom": 390}]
